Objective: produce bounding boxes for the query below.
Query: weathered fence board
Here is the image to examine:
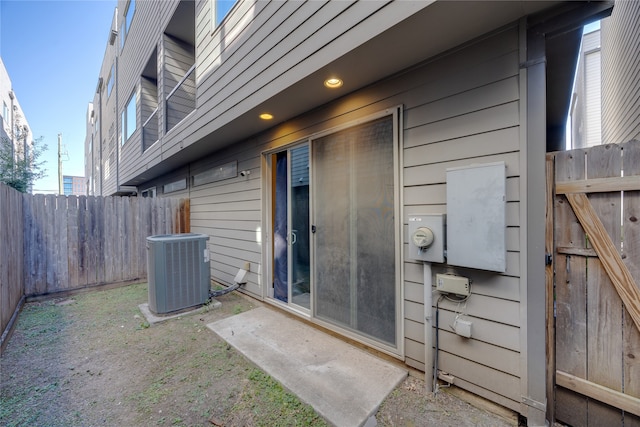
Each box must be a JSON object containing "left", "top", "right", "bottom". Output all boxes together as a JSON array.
[
  {"left": 21, "top": 195, "right": 190, "bottom": 296},
  {"left": 0, "top": 183, "right": 24, "bottom": 352},
  {"left": 554, "top": 149, "right": 589, "bottom": 425},
  {"left": 586, "top": 144, "right": 625, "bottom": 425},
  {"left": 551, "top": 141, "right": 640, "bottom": 427}
]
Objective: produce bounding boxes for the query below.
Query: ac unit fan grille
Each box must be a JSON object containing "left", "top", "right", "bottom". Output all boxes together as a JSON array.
[{"left": 147, "top": 234, "right": 210, "bottom": 314}]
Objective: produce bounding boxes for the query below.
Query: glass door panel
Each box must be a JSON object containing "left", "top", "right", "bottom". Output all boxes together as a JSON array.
[
  {"left": 313, "top": 116, "right": 396, "bottom": 345},
  {"left": 271, "top": 145, "right": 310, "bottom": 311},
  {"left": 273, "top": 152, "right": 288, "bottom": 302},
  {"left": 289, "top": 145, "right": 310, "bottom": 310}
]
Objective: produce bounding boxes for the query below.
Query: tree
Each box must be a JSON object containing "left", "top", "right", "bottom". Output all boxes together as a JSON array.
[{"left": 0, "top": 132, "right": 47, "bottom": 193}]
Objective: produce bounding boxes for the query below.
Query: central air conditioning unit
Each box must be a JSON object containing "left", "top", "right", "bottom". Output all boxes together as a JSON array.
[{"left": 146, "top": 233, "right": 210, "bottom": 314}]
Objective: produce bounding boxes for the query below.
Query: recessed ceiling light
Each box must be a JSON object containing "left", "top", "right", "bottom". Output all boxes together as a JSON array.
[
  {"left": 260, "top": 113, "right": 273, "bottom": 120},
  {"left": 324, "top": 78, "right": 343, "bottom": 88}
]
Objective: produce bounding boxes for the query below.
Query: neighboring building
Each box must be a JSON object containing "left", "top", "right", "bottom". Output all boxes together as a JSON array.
[
  {"left": 570, "top": 1, "right": 640, "bottom": 148},
  {"left": 1, "top": 57, "right": 34, "bottom": 191},
  {"left": 85, "top": 1, "right": 614, "bottom": 425},
  {"left": 84, "top": 102, "right": 98, "bottom": 195},
  {"left": 63, "top": 175, "right": 86, "bottom": 196},
  {"left": 0, "top": 59, "right": 11, "bottom": 144},
  {"left": 570, "top": 28, "right": 601, "bottom": 149},
  {"left": 601, "top": 0, "right": 640, "bottom": 144}
]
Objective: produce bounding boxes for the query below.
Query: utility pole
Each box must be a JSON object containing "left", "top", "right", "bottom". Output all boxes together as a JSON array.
[
  {"left": 58, "top": 133, "right": 63, "bottom": 194},
  {"left": 9, "top": 90, "right": 15, "bottom": 180}
]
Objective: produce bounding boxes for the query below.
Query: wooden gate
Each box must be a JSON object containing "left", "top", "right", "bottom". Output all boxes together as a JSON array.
[{"left": 547, "top": 141, "right": 640, "bottom": 426}]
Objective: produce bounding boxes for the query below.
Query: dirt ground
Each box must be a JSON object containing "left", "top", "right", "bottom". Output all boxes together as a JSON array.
[{"left": 1, "top": 283, "right": 519, "bottom": 426}]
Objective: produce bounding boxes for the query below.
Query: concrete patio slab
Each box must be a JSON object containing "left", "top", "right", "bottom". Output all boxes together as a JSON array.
[{"left": 207, "top": 306, "right": 407, "bottom": 427}]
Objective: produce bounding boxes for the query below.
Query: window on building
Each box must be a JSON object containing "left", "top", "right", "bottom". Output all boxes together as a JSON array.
[
  {"left": 141, "top": 187, "right": 156, "bottom": 198},
  {"left": 107, "top": 66, "right": 114, "bottom": 98},
  {"left": 211, "top": 0, "right": 237, "bottom": 31},
  {"left": 163, "top": 178, "right": 187, "bottom": 194},
  {"left": 122, "top": 89, "right": 137, "bottom": 144},
  {"left": 63, "top": 176, "right": 73, "bottom": 196},
  {"left": 121, "top": 0, "right": 135, "bottom": 49},
  {"left": 192, "top": 161, "right": 237, "bottom": 186}
]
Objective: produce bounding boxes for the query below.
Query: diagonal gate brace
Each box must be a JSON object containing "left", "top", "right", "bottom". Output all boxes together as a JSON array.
[{"left": 566, "top": 192, "right": 640, "bottom": 333}]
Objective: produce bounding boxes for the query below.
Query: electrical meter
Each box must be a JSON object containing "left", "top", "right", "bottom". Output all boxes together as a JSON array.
[
  {"left": 412, "top": 227, "right": 434, "bottom": 249},
  {"left": 407, "top": 215, "right": 445, "bottom": 263}
]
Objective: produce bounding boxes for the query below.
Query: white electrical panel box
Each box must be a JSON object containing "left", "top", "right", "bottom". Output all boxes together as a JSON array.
[
  {"left": 407, "top": 214, "right": 445, "bottom": 263},
  {"left": 436, "top": 274, "right": 470, "bottom": 296},
  {"left": 446, "top": 161, "right": 506, "bottom": 272}
]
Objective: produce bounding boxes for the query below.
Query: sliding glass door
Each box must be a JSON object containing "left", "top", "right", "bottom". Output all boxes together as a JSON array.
[{"left": 268, "top": 113, "right": 399, "bottom": 349}]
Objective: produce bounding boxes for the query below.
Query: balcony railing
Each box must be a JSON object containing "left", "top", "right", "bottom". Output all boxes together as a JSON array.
[
  {"left": 166, "top": 64, "right": 196, "bottom": 133},
  {"left": 142, "top": 107, "right": 159, "bottom": 152}
]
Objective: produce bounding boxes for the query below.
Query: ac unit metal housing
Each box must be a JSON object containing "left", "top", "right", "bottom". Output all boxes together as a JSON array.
[{"left": 147, "top": 233, "right": 210, "bottom": 314}]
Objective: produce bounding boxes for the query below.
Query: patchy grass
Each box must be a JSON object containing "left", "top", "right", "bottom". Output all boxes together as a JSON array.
[
  {"left": 2, "top": 283, "right": 515, "bottom": 427},
  {"left": 229, "top": 369, "right": 327, "bottom": 427},
  {"left": 0, "top": 283, "right": 328, "bottom": 427}
]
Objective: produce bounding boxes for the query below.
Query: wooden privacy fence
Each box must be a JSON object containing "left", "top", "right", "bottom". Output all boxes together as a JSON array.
[
  {"left": 547, "top": 141, "right": 640, "bottom": 427},
  {"left": 1, "top": 184, "right": 190, "bottom": 351},
  {"left": 23, "top": 194, "right": 190, "bottom": 296}
]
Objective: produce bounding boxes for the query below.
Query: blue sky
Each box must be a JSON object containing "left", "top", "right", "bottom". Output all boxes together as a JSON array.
[{"left": 1, "top": 0, "right": 116, "bottom": 193}]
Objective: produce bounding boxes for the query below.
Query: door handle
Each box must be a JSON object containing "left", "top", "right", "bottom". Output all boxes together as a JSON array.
[{"left": 290, "top": 230, "right": 297, "bottom": 245}]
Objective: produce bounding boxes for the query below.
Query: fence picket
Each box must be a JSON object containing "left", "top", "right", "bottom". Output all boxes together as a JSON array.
[
  {"left": 77, "top": 196, "right": 88, "bottom": 286},
  {"left": 67, "top": 195, "right": 79, "bottom": 288},
  {"left": 31, "top": 194, "right": 46, "bottom": 295},
  {"left": 585, "top": 144, "right": 624, "bottom": 425},
  {"left": 44, "top": 195, "right": 55, "bottom": 294},
  {"left": 554, "top": 149, "right": 588, "bottom": 425}
]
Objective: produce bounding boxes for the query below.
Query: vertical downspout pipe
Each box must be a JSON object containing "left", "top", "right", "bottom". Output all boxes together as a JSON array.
[{"left": 424, "top": 261, "right": 433, "bottom": 392}]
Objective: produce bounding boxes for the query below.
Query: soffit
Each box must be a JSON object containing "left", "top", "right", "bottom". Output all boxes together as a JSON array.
[{"left": 128, "top": 1, "right": 573, "bottom": 185}]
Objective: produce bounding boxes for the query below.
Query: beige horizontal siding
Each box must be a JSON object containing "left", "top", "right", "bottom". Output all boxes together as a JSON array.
[
  {"left": 397, "top": 24, "right": 523, "bottom": 408},
  {"left": 188, "top": 144, "right": 263, "bottom": 289},
  {"left": 404, "top": 172, "right": 520, "bottom": 200},
  {"left": 149, "top": 21, "right": 526, "bottom": 408},
  {"left": 403, "top": 127, "right": 520, "bottom": 167},
  {"left": 601, "top": 0, "right": 640, "bottom": 144},
  {"left": 439, "top": 351, "right": 520, "bottom": 411}
]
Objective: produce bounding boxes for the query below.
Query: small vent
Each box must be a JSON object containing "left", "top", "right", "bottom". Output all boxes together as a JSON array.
[{"left": 147, "top": 233, "right": 210, "bottom": 314}]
